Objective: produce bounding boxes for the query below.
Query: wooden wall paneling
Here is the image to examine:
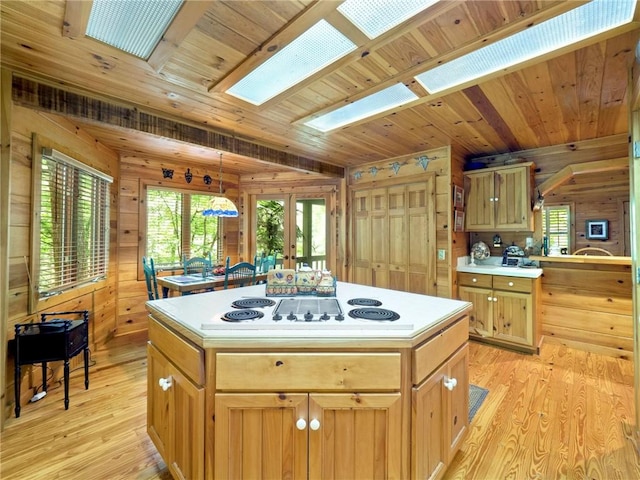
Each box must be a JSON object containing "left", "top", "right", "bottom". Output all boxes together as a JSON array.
[{"left": 1, "top": 68, "right": 12, "bottom": 428}]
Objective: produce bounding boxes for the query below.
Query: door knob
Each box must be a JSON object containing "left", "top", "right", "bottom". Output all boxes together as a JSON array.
[
  {"left": 158, "top": 376, "right": 172, "bottom": 391},
  {"left": 444, "top": 377, "right": 457, "bottom": 391}
]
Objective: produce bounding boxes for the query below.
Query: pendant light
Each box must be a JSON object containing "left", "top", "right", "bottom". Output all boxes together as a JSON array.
[{"left": 202, "top": 152, "right": 238, "bottom": 217}]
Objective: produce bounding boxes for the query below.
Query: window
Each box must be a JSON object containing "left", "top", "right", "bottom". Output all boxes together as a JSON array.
[
  {"left": 542, "top": 205, "right": 570, "bottom": 251},
  {"left": 38, "top": 149, "right": 112, "bottom": 296},
  {"left": 145, "top": 187, "right": 222, "bottom": 268}
]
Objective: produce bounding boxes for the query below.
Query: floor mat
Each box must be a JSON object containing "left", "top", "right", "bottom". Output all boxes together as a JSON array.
[{"left": 469, "top": 384, "right": 489, "bottom": 422}]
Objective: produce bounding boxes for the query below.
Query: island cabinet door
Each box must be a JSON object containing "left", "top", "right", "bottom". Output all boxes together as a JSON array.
[
  {"left": 214, "top": 393, "right": 308, "bottom": 480},
  {"left": 445, "top": 344, "right": 469, "bottom": 462},
  {"left": 458, "top": 286, "right": 494, "bottom": 337},
  {"left": 147, "top": 344, "right": 205, "bottom": 480},
  {"left": 308, "top": 393, "right": 403, "bottom": 480}
]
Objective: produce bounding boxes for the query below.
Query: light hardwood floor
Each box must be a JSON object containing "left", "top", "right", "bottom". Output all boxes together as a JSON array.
[{"left": 1, "top": 335, "right": 638, "bottom": 479}]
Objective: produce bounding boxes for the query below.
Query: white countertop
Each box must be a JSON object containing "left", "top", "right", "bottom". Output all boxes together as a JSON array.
[
  {"left": 145, "top": 281, "right": 472, "bottom": 346},
  {"left": 456, "top": 263, "right": 543, "bottom": 278}
]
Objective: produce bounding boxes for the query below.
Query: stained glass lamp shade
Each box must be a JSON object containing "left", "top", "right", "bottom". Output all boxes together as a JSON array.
[{"left": 203, "top": 152, "right": 238, "bottom": 217}]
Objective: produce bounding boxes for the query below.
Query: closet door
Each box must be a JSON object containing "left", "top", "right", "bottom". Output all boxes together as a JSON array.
[
  {"left": 353, "top": 190, "right": 372, "bottom": 285},
  {"left": 370, "top": 188, "right": 388, "bottom": 288},
  {"left": 407, "top": 180, "right": 436, "bottom": 295},
  {"left": 387, "top": 185, "right": 407, "bottom": 291}
]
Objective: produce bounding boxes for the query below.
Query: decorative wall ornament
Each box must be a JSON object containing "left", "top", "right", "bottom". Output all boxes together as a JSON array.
[
  {"left": 416, "top": 155, "right": 430, "bottom": 170},
  {"left": 184, "top": 168, "right": 193, "bottom": 183},
  {"left": 391, "top": 161, "right": 401, "bottom": 175},
  {"left": 162, "top": 168, "right": 174, "bottom": 179},
  {"left": 203, "top": 174, "right": 212, "bottom": 185},
  {"left": 369, "top": 166, "right": 379, "bottom": 177},
  {"left": 354, "top": 171, "right": 363, "bottom": 180}
]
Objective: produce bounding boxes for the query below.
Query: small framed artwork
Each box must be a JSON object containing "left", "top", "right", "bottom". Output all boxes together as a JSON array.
[
  {"left": 585, "top": 219, "right": 608, "bottom": 240},
  {"left": 454, "top": 210, "right": 465, "bottom": 232},
  {"left": 453, "top": 184, "right": 465, "bottom": 209}
]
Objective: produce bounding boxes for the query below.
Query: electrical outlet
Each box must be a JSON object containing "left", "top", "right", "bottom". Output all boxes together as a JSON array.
[
  {"left": 526, "top": 237, "right": 534, "bottom": 248},
  {"left": 438, "top": 249, "right": 446, "bottom": 260}
]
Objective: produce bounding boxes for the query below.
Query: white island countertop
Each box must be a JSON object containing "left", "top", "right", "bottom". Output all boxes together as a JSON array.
[{"left": 145, "top": 281, "right": 472, "bottom": 348}]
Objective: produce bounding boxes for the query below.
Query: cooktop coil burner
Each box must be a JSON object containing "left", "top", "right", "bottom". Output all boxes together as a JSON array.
[
  {"left": 221, "top": 309, "right": 264, "bottom": 322},
  {"left": 348, "top": 308, "right": 400, "bottom": 322},
  {"left": 347, "top": 298, "right": 382, "bottom": 307},
  {"left": 231, "top": 298, "right": 276, "bottom": 309}
]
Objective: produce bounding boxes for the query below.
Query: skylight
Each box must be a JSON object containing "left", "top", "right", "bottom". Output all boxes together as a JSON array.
[
  {"left": 86, "top": 0, "right": 183, "bottom": 60},
  {"left": 415, "top": 0, "right": 636, "bottom": 94},
  {"left": 338, "top": 0, "right": 439, "bottom": 39},
  {"left": 304, "top": 83, "right": 418, "bottom": 132},
  {"left": 226, "top": 20, "right": 357, "bottom": 106}
]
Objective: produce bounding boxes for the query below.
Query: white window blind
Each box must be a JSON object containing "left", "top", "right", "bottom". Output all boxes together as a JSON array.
[
  {"left": 146, "top": 188, "right": 221, "bottom": 268},
  {"left": 542, "top": 205, "right": 570, "bottom": 250},
  {"left": 39, "top": 149, "right": 112, "bottom": 295}
]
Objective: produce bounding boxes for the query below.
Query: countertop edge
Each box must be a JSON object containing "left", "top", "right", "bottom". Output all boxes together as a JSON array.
[{"left": 529, "top": 255, "right": 631, "bottom": 266}]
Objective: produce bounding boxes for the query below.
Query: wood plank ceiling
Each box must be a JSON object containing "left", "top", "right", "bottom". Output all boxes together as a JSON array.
[{"left": 1, "top": 0, "right": 638, "bottom": 176}]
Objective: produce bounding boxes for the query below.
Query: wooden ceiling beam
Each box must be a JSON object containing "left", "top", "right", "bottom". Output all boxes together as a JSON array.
[
  {"left": 147, "top": 0, "right": 215, "bottom": 72},
  {"left": 538, "top": 157, "right": 629, "bottom": 196},
  {"left": 62, "top": 0, "right": 93, "bottom": 39},
  {"left": 10, "top": 74, "right": 344, "bottom": 177}
]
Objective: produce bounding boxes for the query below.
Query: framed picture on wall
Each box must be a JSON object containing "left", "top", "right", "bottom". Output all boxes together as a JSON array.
[
  {"left": 454, "top": 210, "right": 465, "bottom": 232},
  {"left": 585, "top": 219, "right": 608, "bottom": 240},
  {"left": 453, "top": 184, "right": 464, "bottom": 209}
]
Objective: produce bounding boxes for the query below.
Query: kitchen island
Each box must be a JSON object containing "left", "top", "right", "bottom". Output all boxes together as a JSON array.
[{"left": 145, "top": 282, "right": 472, "bottom": 479}]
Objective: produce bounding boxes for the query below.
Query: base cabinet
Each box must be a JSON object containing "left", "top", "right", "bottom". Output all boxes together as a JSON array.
[
  {"left": 458, "top": 272, "right": 540, "bottom": 352},
  {"left": 215, "top": 392, "right": 402, "bottom": 479},
  {"left": 412, "top": 344, "right": 469, "bottom": 480},
  {"left": 148, "top": 344, "right": 205, "bottom": 480}
]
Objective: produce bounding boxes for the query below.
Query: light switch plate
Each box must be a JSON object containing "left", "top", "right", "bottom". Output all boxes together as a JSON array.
[{"left": 438, "top": 249, "right": 446, "bottom": 260}]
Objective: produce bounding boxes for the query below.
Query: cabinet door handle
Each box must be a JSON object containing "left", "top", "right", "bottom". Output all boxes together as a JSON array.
[
  {"left": 489, "top": 198, "right": 495, "bottom": 202},
  {"left": 444, "top": 377, "right": 458, "bottom": 391},
  {"left": 472, "top": 278, "right": 477, "bottom": 283},
  {"left": 158, "top": 376, "right": 172, "bottom": 391},
  {"left": 296, "top": 418, "right": 307, "bottom": 430},
  {"left": 309, "top": 419, "right": 321, "bottom": 431},
  {"left": 508, "top": 281, "right": 514, "bottom": 287},
  {"left": 493, "top": 297, "right": 498, "bottom": 302},
  {"left": 487, "top": 296, "right": 492, "bottom": 302}
]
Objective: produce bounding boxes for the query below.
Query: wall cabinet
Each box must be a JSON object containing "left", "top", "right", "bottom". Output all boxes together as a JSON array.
[
  {"left": 147, "top": 322, "right": 205, "bottom": 480},
  {"left": 352, "top": 177, "right": 436, "bottom": 295},
  {"left": 464, "top": 163, "right": 534, "bottom": 231},
  {"left": 458, "top": 272, "right": 540, "bottom": 353},
  {"left": 412, "top": 344, "right": 469, "bottom": 480}
]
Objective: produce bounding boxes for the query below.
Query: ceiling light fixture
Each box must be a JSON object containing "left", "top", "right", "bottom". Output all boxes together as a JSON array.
[
  {"left": 415, "top": 0, "right": 636, "bottom": 94},
  {"left": 304, "top": 83, "right": 419, "bottom": 132},
  {"left": 226, "top": 20, "right": 356, "bottom": 105},
  {"left": 203, "top": 152, "right": 238, "bottom": 218},
  {"left": 86, "top": 0, "right": 183, "bottom": 60}
]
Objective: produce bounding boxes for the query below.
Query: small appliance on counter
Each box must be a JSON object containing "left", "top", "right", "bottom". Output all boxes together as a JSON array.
[
  {"left": 469, "top": 241, "right": 490, "bottom": 265},
  {"left": 502, "top": 244, "right": 525, "bottom": 267}
]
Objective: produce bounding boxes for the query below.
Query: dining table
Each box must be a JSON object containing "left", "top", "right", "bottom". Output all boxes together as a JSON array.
[{"left": 156, "top": 272, "right": 268, "bottom": 298}]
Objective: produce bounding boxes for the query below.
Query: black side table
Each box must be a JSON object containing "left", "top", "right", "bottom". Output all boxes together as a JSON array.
[{"left": 14, "top": 310, "right": 89, "bottom": 418}]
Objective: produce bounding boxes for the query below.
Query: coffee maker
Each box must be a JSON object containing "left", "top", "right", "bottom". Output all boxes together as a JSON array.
[{"left": 502, "top": 244, "right": 525, "bottom": 267}]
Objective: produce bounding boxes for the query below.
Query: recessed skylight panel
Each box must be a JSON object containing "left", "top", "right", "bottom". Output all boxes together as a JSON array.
[
  {"left": 86, "top": 0, "right": 183, "bottom": 60},
  {"left": 226, "top": 20, "right": 357, "bottom": 106},
  {"left": 305, "top": 83, "right": 418, "bottom": 132},
  {"left": 415, "top": 0, "right": 635, "bottom": 94},
  {"left": 338, "top": 0, "right": 439, "bottom": 39}
]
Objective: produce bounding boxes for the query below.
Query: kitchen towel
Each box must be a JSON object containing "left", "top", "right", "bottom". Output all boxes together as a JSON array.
[{"left": 469, "top": 384, "right": 489, "bottom": 423}]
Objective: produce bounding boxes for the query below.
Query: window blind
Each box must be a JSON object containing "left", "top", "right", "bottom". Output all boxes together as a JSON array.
[
  {"left": 39, "top": 149, "right": 112, "bottom": 295},
  {"left": 543, "top": 205, "right": 570, "bottom": 249}
]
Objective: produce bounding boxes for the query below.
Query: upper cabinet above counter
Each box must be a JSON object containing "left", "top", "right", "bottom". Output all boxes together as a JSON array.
[{"left": 464, "top": 162, "right": 535, "bottom": 232}]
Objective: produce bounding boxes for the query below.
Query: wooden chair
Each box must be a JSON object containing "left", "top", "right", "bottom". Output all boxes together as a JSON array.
[
  {"left": 142, "top": 256, "right": 159, "bottom": 300},
  {"left": 259, "top": 253, "right": 278, "bottom": 273},
  {"left": 224, "top": 256, "right": 258, "bottom": 289},
  {"left": 183, "top": 253, "right": 213, "bottom": 276},
  {"left": 572, "top": 247, "right": 613, "bottom": 256}
]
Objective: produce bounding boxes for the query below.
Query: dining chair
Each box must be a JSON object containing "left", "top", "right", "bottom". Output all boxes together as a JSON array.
[
  {"left": 572, "top": 247, "right": 613, "bottom": 256},
  {"left": 183, "top": 253, "right": 213, "bottom": 276},
  {"left": 260, "top": 253, "right": 278, "bottom": 273},
  {"left": 142, "top": 256, "right": 159, "bottom": 300},
  {"left": 224, "top": 256, "right": 258, "bottom": 289}
]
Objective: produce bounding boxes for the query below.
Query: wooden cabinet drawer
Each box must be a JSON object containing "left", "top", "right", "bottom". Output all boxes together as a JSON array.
[
  {"left": 148, "top": 317, "right": 205, "bottom": 385},
  {"left": 492, "top": 276, "right": 532, "bottom": 293},
  {"left": 216, "top": 352, "right": 401, "bottom": 391},
  {"left": 412, "top": 316, "right": 469, "bottom": 385},
  {"left": 458, "top": 272, "right": 492, "bottom": 288}
]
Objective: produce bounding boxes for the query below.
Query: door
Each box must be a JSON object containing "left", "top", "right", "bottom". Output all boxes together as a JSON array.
[
  {"left": 253, "top": 194, "right": 330, "bottom": 271},
  {"left": 214, "top": 393, "right": 308, "bottom": 479},
  {"left": 308, "top": 393, "right": 403, "bottom": 479},
  {"left": 493, "top": 290, "right": 532, "bottom": 346},
  {"left": 458, "top": 286, "right": 493, "bottom": 337}
]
